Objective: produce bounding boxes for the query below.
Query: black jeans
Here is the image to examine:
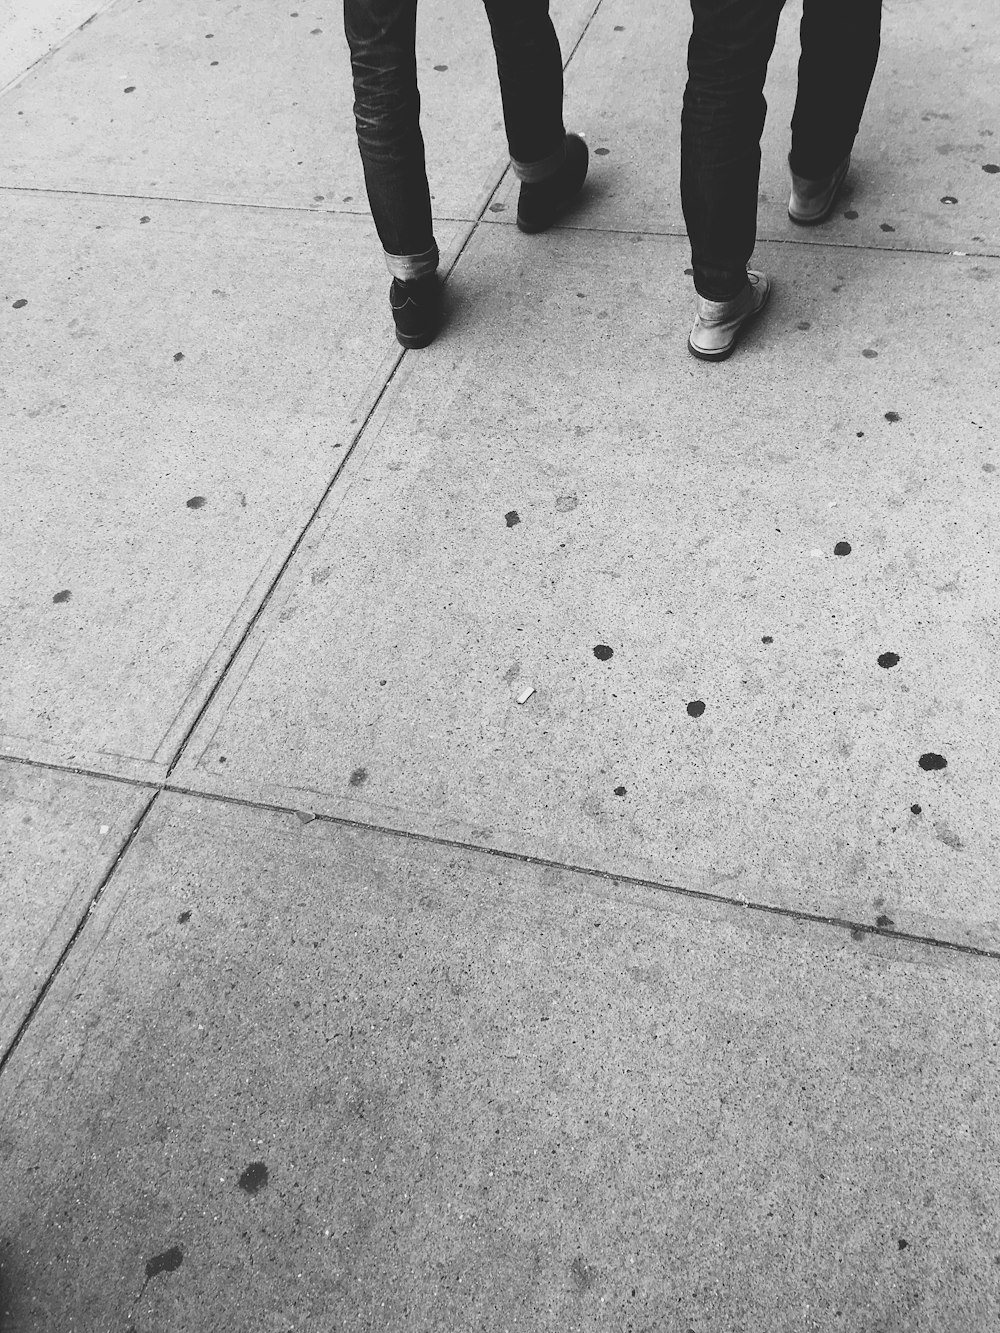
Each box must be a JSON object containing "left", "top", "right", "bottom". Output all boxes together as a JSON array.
[
  {"left": 344, "top": 0, "right": 566, "bottom": 277},
  {"left": 681, "top": 0, "right": 883, "bottom": 300}
]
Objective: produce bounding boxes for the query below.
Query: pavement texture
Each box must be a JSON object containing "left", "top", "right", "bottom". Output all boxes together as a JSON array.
[{"left": 1, "top": 0, "right": 998, "bottom": 1329}]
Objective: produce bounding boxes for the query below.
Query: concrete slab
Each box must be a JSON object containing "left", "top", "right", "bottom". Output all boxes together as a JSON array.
[
  {"left": 0, "top": 191, "right": 461, "bottom": 780},
  {"left": 0, "top": 0, "right": 598, "bottom": 221},
  {"left": 0, "top": 758, "right": 150, "bottom": 1053},
  {"left": 1, "top": 791, "right": 999, "bottom": 1330},
  {"left": 173, "top": 224, "right": 1000, "bottom": 948},
  {"left": 488, "top": 0, "right": 1000, "bottom": 255},
  {"left": 0, "top": 1, "right": 115, "bottom": 93}
]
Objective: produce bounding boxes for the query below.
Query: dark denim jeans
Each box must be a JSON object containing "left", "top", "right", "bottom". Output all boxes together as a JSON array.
[
  {"left": 344, "top": 0, "right": 566, "bottom": 276},
  {"left": 681, "top": 0, "right": 883, "bottom": 300}
]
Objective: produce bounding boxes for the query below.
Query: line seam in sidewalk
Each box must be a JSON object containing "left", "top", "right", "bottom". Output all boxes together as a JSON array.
[{"left": 3, "top": 751, "right": 998, "bottom": 971}]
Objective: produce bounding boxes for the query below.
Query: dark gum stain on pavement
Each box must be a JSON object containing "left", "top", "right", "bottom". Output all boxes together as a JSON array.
[
  {"left": 145, "top": 1246, "right": 183, "bottom": 1279},
  {"left": 239, "top": 1162, "right": 269, "bottom": 1194}
]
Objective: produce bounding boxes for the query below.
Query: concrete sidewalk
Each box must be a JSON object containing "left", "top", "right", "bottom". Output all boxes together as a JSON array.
[{"left": 1, "top": 0, "right": 998, "bottom": 1329}]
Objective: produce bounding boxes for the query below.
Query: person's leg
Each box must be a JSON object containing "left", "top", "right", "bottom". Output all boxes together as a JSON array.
[
  {"left": 343, "top": 0, "right": 437, "bottom": 280},
  {"left": 681, "top": 0, "right": 786, "bottom": 300},
  {"left": 481, "top": 0, "right": 565, "bottom": 171},
  {"left": 481, "top": 0, "right": 588, "bottom": 232},
  {"left": 790, "top": 0, "right": 882, "bottom": 181}
]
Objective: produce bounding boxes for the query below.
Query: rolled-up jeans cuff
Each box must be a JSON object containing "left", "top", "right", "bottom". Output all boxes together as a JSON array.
[
  {"left": 383, "top": 242, "right": 439, "bottom": 282},
  {"left": 511, "top": 136, "right": 567, "bottom": 184}
]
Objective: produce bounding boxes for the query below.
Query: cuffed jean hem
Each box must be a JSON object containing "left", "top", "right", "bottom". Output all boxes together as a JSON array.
[
  {"left": 693, "top": 271, "right": 750, "bottom": 302},
  {"left": 511, "top": 135, "right": 567, "bottom": 183},
  {"left": 383, "top": 242, "right": 439, "bottom": 282}
]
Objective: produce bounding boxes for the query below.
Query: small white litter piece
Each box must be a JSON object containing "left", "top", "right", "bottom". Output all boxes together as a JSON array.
[
  {"left": 516, "top": 686, "right": 536, "bottom": 705},
  {"left": 810, "top": 548, "right": 825, "bottom": 557},
  {"left": 99, "top": 824, "right": 109, "bottom": 835}
]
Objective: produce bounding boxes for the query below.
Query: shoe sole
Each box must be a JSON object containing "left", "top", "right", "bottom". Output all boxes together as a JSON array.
[
  {"left": 515, "top": 214, "right": 551, "bottom": 235},
  {"left": 787, "top": 160, "right": 851, "bottom": 227},
  {"left": 395, "top": 325, "right": 438, "bottom": 350},
  {"left": 515, "top": 191, "right": 585, "bottom": 234},
  {"left": 687, "top": 285, "right": 771, "bottom": 362}
]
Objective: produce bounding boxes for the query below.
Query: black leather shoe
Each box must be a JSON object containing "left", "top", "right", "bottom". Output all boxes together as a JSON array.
[
  {"left": 516, "top": 133, "right": 589, "bottom": 234},
  {"left": 390, "top": 272, "right": 441, "bottom": 349}
]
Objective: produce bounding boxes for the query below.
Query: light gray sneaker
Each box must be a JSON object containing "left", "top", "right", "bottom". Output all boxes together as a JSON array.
[
  {"left": 687, "top": 269, "right": 771, "bottom": 362},
  {"left": 788, "top": 153, "right": 851, "bottom": 226}
]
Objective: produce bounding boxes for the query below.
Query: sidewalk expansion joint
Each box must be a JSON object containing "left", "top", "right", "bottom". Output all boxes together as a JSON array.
[
  {"left": 0, "top": 786, "right": 159, "bottom": 1081},
  {"left": 0, "top": 183, "right": 481, "bottom": 226},
  {"left": 141, "top": 770, "right": 1000, "bottom": 967},
  {"left": 4, "top": 751, "right": 1000, "bottom": 980}
]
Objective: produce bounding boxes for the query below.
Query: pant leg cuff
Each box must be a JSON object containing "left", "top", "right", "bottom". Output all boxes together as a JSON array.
[
  {"left": 383, "top": 243, "right": 439, "bottom": 282},
  {"left": 511, "top": 137, "right": 567, "bottom": 184}
]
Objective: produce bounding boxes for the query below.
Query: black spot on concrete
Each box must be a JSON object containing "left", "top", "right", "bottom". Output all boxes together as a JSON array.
[
  {"left": 349, "top": 766, "right": 368, "bottom": 787},
  {"left": 834, "top": 541, "right": 851, "bottom": 556},
  {"left": 898, "top": 1238, "right": 909, "bottom": 1250},
  {"left": 310, "top": 27, "right": 322, "bottom": 34},
  {"left": 919, "top": 752, "right": 947, "bottom": 771},
  {"left": 570, "top": 1255, "right": 596, "bottom": 1291},
  {"left": 984, "top": 463, "right": 996, "bottom": 472},
  {"left": 875, "top": 914, "right": 894, "bottom": 929},
  {"left": 178, "top": 910, "right": 192, "bottom": 923},
  {"left": 505, "top": 510, "right": 520, "bottom": 527},
  {"left": 238, "top": 1162, "right": 268, "bottom": 1195},
  {"left": 687, "top": 700, "right": 705, "bottom": 717},
  {"left": 489, "top": 203, "right": 506, "bottom": 212},
  {"left": 762, "top": 635, "right": 773, "bottom": 644},
  {"left": 879, "top": 223, "right": 895, "bottom": 232},
  {"left": 145, "top": 1246, "right": 183, "bottom": 1279},
  {"left": 884, "top": 411, "right": 900, "bottom": 422},
  {"left": 862, "top": 348, "right": 878, "bottom": 358},
  {"left": 173, "top": 351, "right": 184, "bottom": 362},
  {"left": 911, "top": 804, "right": 922, "bottom": 815},
  {"left": 594, "top": 147, "right": 610, "bottom": 156},
  {"left": 843, "top": 209, "right": 859, "bottom": 219},
  {"left": 684, "top": 267, "right": 693, "bottom": 276},
  {"left": 877, "top": 652, "right": 900, "bottom": 668},
  {"left": 984, "top": 164, "right": 1000, "bottom": 174},
  {"left": 433, "top": 64, "right": 448, "bottom": 71},
  {"left": 796, "top": 321, "right": 811, "bottom": 331},
  {"left": 850, "top": 926, "right": 866, "bottom": 941},
  {"left": 593, "top": 644, "right": 613, "bottom": 661},
  {"left": 139, "top": 215, "right": 150, "bottom": 223},
  {"left": 12, "top": 299, "right": 27, "bottom": 309},
  {"left": 613, "top": 786, "right": 627, "bottom": 797},
  {"left": 124, "top": 86, "right": 135, "bottom": 93},
  {"left": 205, "top": 32, "right": 214, "bottom": 37},
  {"left": 856, "top": 431, "right": 865, "bottom": 438},
  {"left": 186, "top": 496, "right": 206, "bottom": 509},
  {"left": 52, "top": 589, "right": 71, "bottom": 603},
  {"left": 210, "top": 60, "right": 219, "bottom": 66},
  {"left": 940, "top": 196, "right": 958, "bottom": 205}
]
